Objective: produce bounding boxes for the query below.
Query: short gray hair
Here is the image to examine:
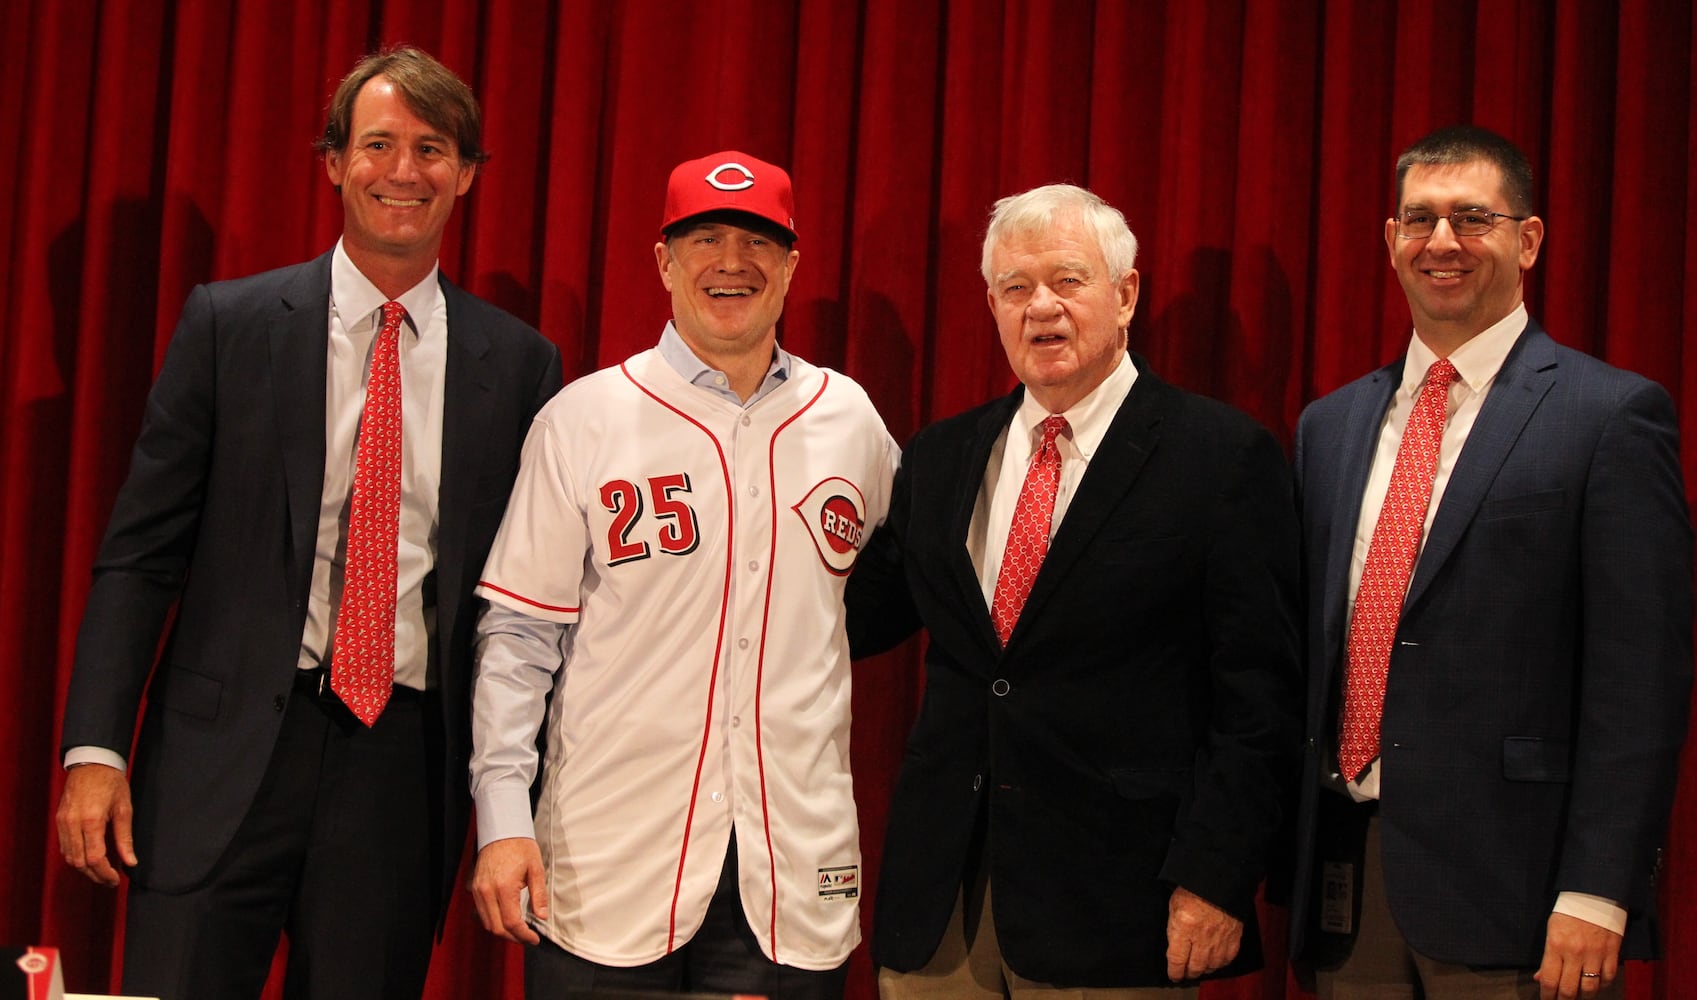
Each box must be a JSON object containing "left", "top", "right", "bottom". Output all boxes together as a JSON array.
[{"left": 980, "top": 184, "right": 1138, "bottom": 284}]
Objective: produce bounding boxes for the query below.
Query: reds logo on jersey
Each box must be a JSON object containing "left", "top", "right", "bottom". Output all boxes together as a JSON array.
[{"left": 792, "top": 477, "right": 868, "bottom": 576}]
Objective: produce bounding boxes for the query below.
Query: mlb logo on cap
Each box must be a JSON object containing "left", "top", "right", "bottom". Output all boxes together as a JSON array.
[{"left": 661, "top": 150, "right": 798, "bottom": 242}]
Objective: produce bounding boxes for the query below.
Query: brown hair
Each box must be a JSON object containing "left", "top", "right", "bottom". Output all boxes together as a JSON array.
[
  {"left": 314, "top": 45, "right": 489, "bottom": 165},
  {"left": 1395, "top": 125, "right": 1532, "bottom": 216}
]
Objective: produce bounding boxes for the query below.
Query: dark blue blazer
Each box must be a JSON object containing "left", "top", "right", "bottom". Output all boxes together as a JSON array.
[
  {"left": 1289, "top": 320, "right": 1692, "bottom": 965},
  {"left": 60, "top": 251, "right": 562, "bottom": 924},
  {"left": 850, "top": 357, "right": 1302, "bottom": 986}
]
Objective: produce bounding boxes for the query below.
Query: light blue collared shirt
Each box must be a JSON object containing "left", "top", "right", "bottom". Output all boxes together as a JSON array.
[{"left": 655, "top": 321, "right": 791, "bottom": 407}]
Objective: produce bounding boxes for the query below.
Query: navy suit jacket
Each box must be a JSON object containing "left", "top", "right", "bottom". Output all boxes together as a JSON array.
[
  {"left": 850, "top": 357, "right": 1302, "bottom": 986},
  {"left": 1289, "top": 320, "right": 1692, "bottom": 965},
  {"left": 61, "top": 251, "right": 562, "bottom": 923}
]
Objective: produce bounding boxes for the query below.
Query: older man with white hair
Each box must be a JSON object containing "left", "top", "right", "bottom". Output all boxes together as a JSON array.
[{"left": 850, "top": 183, "right": 1302, "bottom": 997}]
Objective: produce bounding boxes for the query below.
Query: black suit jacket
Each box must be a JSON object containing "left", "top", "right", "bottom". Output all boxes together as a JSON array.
[
  {"left": 1289, "top": 321, "right": 1692, "bottom": 965},
  {"left": 849, "top": 356, "right": 1302, "bottom": 986},
  {"left": 60, "top": 251, "right": 562, "bottom": 923}
]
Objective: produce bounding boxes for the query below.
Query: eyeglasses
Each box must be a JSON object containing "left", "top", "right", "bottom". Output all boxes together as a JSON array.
[{"left": 1395, "top": 209, "right": 1527, "bottom": 239}]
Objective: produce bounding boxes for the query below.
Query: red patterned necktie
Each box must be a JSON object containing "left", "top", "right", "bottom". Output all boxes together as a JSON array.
[
  {"left": 332, "top": 300, "right": 405, "bottom": 727},
  {"left": 1338, "top": 358, "right": 1459, "bottom": 781},
  {"left": 990, "top": 415, "right": 1069, "bottom": 646}
]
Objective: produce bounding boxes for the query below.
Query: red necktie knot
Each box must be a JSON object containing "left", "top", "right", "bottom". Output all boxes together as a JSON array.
[{"left": 1425, "top": 358, "right": 1458, "bottom": 395}]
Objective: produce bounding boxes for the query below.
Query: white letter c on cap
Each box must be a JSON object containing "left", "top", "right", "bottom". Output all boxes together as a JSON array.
[{"left": 704, "top": 162, "right": 755, "bottom": 191}]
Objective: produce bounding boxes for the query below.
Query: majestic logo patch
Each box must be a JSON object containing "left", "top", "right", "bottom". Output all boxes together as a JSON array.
[
  {"left": 792, "top": 477, "right": 867, "bottom": 575},
  {"left": 817, "top": 864, "right": 859, "bottom": 899},
  {"left": 704, "top": 161, "right": 755, "bottom": 191}
]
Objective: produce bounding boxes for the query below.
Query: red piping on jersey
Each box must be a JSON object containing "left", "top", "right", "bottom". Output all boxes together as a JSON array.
[
  {"left": 621, "top": 361, "right": 735, "bottom": 953},
  {"left": 475, "top": 581, "right": 579, "bottom": 614},
  {"left": 754, "top": 372, "right": 830, "bottom": 961}
]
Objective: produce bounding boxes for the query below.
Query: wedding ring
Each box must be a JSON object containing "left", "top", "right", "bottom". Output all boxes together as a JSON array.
[{"left": 1581, "top": 972, "right": 1601, "bottom": 979}]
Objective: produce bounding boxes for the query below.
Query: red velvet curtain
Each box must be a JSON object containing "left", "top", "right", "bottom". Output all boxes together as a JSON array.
[{"left": 3, "top": 2, "right": 1693, "bottom": 998}]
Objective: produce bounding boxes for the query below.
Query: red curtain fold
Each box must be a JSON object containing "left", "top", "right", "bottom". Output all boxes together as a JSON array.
[{"left": 3, "top": 2, "right": 1693, "bottom": 998}]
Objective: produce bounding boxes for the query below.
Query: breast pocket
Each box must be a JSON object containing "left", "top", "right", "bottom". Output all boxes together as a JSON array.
[
  {"left": 1093, "top": 534, "right": 1187, "bottom": 569},
  {"left": 1477, "top": 488, "right": 1565, "bottom": 522}
]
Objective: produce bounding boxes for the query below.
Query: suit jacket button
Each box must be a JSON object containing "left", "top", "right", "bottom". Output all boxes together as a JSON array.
[
  {"left": 972, "top": 774, "right": 983, "bottom": 791},
  {"left": 991, "top": 678, "right": 1010, "bottom": 696},
  {"left": 274, "top": 695, "right": 286, "bottom": 712}
]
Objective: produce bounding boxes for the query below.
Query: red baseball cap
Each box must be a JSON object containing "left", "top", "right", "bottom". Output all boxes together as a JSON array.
[{"left": 660, "top": 150, "right": 798, "bottom": 242}]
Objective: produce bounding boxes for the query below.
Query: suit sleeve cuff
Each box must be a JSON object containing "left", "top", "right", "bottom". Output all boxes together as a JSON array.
[
  {"left": 1553, "top": 891, "right": 1627, "bottom": 936},
  {"left": 64, "top": 746, "right": 127, "bottom": 773}
]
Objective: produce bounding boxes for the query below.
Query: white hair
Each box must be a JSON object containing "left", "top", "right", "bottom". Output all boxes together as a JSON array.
[{"left": 980, "top": 183, "right": 1139, "bottom": 284}]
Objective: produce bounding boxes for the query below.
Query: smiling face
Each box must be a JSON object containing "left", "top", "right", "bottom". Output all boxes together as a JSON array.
[
  {"left": 1387, "top": 159, "right": 1543, "bottom": 355},
  {"left": 326, "top": 74, "right": 476, "bottom": 290},
  {"left": 655, "top": 216, "right": 799, "bottom": 366},
  {"left": 986, "top": 211, "right": 1139, "bottom": 413}
]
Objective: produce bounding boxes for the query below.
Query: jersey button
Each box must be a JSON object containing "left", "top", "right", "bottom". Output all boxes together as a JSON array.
[
  {"left": 710, "top": 791, "right": 725, "bottom": 803},
  {"left": 737, "top": 637, "right": 750, "bottom": 650},
  {"left": 732, "top": 715, "right": 742, "bottom": 728},
  {"left": 741, "top": 415, "right": 752, "bottom": 427},
  {"left": 748, "top": 560, "right": 759, "bottom": 572},
  {"left": 748, "top": 485, "right": 759, "bottom": 497}
]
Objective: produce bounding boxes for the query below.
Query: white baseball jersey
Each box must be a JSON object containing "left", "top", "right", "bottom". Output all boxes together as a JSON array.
[{"left": 474, "top": 341, "right": 897, "bottom": 969}]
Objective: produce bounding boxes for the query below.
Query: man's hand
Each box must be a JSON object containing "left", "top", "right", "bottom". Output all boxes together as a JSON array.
[
  {"left": 1534, "top": 912, "right": 1621, "bottom": 999},
  {"left": 1165, "top": 885, "right": 1242, "bottom": 981},
  {"left": 470, "top": 837, "right": 549, "bottom": 944},
  {"left": 55, "top": 763, "right": 137, "bottom": 887}
]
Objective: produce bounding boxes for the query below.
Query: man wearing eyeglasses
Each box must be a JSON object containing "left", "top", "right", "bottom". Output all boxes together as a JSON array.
[{"left": 1288, "top": 125, "right": 1691, "bottom": 1000}]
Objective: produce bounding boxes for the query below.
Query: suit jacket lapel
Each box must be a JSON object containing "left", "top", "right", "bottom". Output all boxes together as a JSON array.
[
  {"left": 1320, "top": 365, "right": 1399, "bottom": 655},
  {"left": 270, "top": 253, "right": 333, "bottom": 601},
  {"left": 435, "top": 275, "right": 495, "bottom": 663},
  {"left": 1405, "top": 324, "right": 1555, "bottom": 610},
  {"left": 952, "top": 391, "right": 1022, "bottom": 654}
]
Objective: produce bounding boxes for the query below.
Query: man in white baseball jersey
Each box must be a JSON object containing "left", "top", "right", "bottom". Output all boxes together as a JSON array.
[{"left": 469, "top": 150, "right": 899, "bottom": 1000}]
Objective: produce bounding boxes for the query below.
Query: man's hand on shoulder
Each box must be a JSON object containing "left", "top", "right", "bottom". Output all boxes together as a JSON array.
[
  {"left": 55, "top": 763, "right": 137, "bottom": 887},
  {"left": 1165, "top": 885, "right": 1242, "bottom": 981},
  {"left": 471, "top": 836, "right": 549, "bottom": 945}
]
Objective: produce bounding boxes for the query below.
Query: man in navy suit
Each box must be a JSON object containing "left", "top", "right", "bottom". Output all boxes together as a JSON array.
[
  {"left": 53, "top": 46, "right": 561, "bottom": 999},
  {"left": 849, "top": 183, "right": 1301, "bottom": 996},
  {"left": 1289, "top": 125, "right": 1691, "bottom": 999}
]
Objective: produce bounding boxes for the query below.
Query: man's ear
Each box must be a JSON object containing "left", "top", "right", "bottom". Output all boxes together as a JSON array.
[
  {"left": 655, "top": 242, "right": 675, "bottom": 292},
  {"left": 1517, "top": 215, "right": 1544, "bottom": 271}
]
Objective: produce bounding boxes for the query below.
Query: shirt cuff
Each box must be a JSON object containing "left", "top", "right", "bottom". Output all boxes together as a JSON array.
[
  {"left": 473, "top": 783, "right": 538, "bottom": 850},
  {"left": 65, "top": 746, "right": 127, "bottom": 773},
  {"left": 1553, "top": 891, "right": 1627, "bottom": 936}
]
